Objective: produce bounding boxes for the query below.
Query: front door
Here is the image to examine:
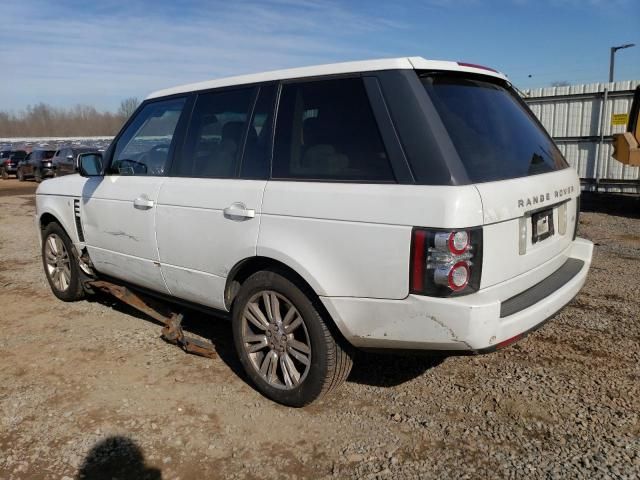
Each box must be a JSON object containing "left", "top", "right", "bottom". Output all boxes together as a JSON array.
[
  {"left": 81, "top": 97, "right": 188, "bottom": 293},
  {"left": 156, "top": 85, "right": 276, "bottom": 309}
]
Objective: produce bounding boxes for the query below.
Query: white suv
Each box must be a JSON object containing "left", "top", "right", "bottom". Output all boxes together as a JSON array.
[{"left": 36, "top": 57, "right": 593, "bottom": 406}]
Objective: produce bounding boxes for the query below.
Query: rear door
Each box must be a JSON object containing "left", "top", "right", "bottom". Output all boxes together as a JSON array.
[
  {"left": 155, "top": 85, "right": 275, "bottom": 309},
  {"left": 24, "top": 151, "right": 37, "bottom": 175},
  {"left": 259, "top": 76, "right": 421, "bottom": 299},
  {"left": 421, "top": 73, "right": 580, "bottom": 288},
  {"left": 81, "top": 97, "right": 188, "bottom": 293},
  {"left": 57, "top": 148, "right": 72, "bottom": 175}
]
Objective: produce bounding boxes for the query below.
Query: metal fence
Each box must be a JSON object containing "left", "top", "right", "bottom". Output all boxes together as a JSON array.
[{"left": 523, "top": 80, "right": 640, "bottom": 192}]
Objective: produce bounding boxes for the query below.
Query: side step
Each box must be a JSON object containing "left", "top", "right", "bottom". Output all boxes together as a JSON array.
[{"left": 87, "top": 280, "right": 216, "bottom": 359}]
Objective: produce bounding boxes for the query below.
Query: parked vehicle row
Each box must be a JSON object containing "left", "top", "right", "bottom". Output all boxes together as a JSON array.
[{"left": 0, "top": 145, "right": 98, "bottom": 181}]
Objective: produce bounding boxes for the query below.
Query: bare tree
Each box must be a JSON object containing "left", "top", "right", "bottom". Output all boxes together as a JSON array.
[
  {"left": 0, "top": 103, "right": 126, "bottom": 137},
  {"left": 118, "top": 97, "right": 140, "bottom": 119}
]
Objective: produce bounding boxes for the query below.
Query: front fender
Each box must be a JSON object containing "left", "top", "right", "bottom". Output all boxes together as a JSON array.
[{"left": 36, "top": 194, "right": 80, "bottom": 247}]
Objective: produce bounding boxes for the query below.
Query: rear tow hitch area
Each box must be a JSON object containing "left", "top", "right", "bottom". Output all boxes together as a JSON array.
[{"left": 87, "top": 280, "right": 216, "bottom": 359}]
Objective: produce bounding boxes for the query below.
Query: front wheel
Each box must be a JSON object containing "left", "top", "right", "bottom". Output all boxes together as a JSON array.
[
  {"left": 232, "top": 270, "right": 353, "bottom": 407},
  {"left": 42, "top": 223, "right": 85, "bottom": 301}
]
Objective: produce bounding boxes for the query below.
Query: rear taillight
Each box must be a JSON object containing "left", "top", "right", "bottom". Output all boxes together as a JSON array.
[{"left": 410, "top": 227, "right": 483, "bottom": 297}]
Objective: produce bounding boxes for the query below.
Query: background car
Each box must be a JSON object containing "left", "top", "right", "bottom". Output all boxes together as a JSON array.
[
  {"left": 52, "top": 146, "right": 98, "bottom": 177},
  {"left": 0, "top": 150, "right": 27, "bottom": 179},
  {"left": 17, "top": 148, "right": 56, "bottom": 182}
]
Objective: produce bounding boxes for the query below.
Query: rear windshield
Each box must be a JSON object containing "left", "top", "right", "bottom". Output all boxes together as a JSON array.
[
  {"left": 41, "top": 150, "right": 55, "bottom": 159},
  {"left": 11, "top": 151, "right": 26, "bottom": 160},
  {"left": 421, "top": 74, "right": 567, "bottom": 183}
]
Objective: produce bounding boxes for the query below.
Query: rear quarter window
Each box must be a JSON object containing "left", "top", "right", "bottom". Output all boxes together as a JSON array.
[{"left": 421, "top": 74, "right": 567, "bottom": 183}]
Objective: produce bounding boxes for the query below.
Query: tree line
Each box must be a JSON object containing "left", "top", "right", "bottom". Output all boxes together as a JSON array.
[{"left": 0, "top": 97, "right": 140, "bottom": 138}]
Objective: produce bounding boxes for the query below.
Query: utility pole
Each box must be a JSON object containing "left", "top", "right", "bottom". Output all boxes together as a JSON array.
[{"left": 609, "top": 43, "right": 635, "bottom": 82}]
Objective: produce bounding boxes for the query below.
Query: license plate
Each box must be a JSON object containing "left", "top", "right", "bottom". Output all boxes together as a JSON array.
[{"left": 532, "top": 209, "right": 554, "bottom": 244}]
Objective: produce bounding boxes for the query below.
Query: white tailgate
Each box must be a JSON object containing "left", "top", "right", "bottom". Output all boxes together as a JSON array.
[{"left": 475, "top": 168, "right": 581, "bottom": 288}]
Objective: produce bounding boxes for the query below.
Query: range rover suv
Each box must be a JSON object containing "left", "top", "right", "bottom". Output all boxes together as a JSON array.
[
  {"left": 0, "top": 150, "right": 27, "bottom": 179},
  {"left": 35, "top": 57, "right": 593, "bottom": 406},
  {"left": 18, "top": 148, "right": 56, "bottom": 182}
]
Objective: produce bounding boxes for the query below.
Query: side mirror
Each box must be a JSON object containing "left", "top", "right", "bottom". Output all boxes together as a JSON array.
[
  {"left": 612, "top": 86, "right": 640, "bottom": 166},
  {"left": 78, "top": 152, "right": 103, "bottom": 177}
]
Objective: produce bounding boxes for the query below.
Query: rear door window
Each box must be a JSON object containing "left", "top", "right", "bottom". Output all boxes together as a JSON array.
[
  {"left": 176, "top": 87, "right": 255, "bottom": 178},
  {"left": 240, "top": 85, "right": 277, "bottom": 179},
  {"left": 421, "top": 74, "right": 567, "bottom": 183},
  {"left": 273, "top": 77, "right": 394, "bottom": 182}
]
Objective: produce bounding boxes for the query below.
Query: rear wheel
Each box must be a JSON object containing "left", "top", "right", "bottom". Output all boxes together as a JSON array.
[
  {"left": 42, "top": 222, "right": 85, "bottom": 301},
  {"left": 17, "top": 168, "right": 24, "bottom": 181},
  {"left": 34, "top": 168, "right": 42, "bottom": 183},
  {"left": 0, "top": 168, "right": 7, "bottom": 180},
  {"left": 232, "top": 270, "right": 353, "bottom": 407}
]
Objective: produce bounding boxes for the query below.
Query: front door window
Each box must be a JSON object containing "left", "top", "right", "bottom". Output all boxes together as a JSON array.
[{"left": 110, "top": 98, "right": 186, "bottom": 176}]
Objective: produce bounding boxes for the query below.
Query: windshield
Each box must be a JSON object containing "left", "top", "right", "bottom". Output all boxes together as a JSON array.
[{"left": 421, "top": 74, "right": 567, "bottom": 183}]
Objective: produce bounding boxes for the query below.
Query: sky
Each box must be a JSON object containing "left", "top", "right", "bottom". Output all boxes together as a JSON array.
[{"left": 1, "top": 0, "right": 639, "bottom": 112}]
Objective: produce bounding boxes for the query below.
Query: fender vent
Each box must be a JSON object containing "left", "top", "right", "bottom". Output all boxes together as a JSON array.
[{"left": 74, "top": 199, "right": 85, "bottom": 242}]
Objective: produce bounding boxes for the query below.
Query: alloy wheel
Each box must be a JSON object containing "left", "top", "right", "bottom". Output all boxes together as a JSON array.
[
  {"left": 44, "top": 233, "right": 72, "bottom": 292},
  {"left": 241, "top": 291, "right": 312, "bottom": 390}
]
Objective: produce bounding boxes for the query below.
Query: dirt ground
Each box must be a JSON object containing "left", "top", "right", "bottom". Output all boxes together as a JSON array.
[{"left": 0, "top": 178, "right": 639, "bottom": 479}]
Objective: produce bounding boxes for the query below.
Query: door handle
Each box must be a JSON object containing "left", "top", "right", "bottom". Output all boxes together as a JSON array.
[
  {"left": 223, "top": 203, "right": 255, "bottom": 219},
  {"left": 133, "top": 196, "right": 155, "bottom": 210}
]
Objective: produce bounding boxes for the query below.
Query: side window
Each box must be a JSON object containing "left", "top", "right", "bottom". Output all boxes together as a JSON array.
[
  {"left": 110, "top": 98, "right": 186, "bottom": 176},
  {"left": 240, "top": 85, "right": 277, "bottom": 179},
  {"left": 176, "top": 88, "right": 254, "bottom": 178},
  {"left": 273, "top": 77, "right": 394, "bottom": 182}
]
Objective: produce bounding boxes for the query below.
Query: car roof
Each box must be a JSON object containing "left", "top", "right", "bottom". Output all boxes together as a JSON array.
[
  {"left": 56, "top": 145, "right": 93, "bottom": 150},
  {"left": 147, "top": 56, "right": 507, "bottom": 100}
]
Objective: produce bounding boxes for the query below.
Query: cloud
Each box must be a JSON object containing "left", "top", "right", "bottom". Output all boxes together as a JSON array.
[{"left": 0, "top": 0, "right": 404, "bottom": 110}]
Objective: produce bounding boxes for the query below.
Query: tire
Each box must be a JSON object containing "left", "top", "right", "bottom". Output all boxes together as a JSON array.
[
  {"left": 1, "top": 168, "right": 7, "bottom": 180},
  {"left": 17, "top": 168, "right": 24, "bottom": 181},
  {"left": 41, "top": 222, "right": 85, "bottom": 302},
  {"left": 34, "top": 168, "right": 42, "bottom": 183},
  {"left": 232, "top": 270, "right": 353, "bottom": 407}
]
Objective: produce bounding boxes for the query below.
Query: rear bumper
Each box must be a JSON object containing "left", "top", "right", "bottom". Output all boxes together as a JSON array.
[
  {"left": 41, "top": 166, "right": 55, "bottom": 177},
  {"left": 321, "top": 237, "right": 593, "bottom": 352}
]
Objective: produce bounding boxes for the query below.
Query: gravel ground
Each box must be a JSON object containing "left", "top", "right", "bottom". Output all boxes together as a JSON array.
[{"left": 0, "top": 178, "right": 639, "bottom": 479}]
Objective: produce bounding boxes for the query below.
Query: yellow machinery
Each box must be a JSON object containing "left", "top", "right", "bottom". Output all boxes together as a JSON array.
[{"left": 612, "top": 86, "right": 640, "bottom": 166}]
